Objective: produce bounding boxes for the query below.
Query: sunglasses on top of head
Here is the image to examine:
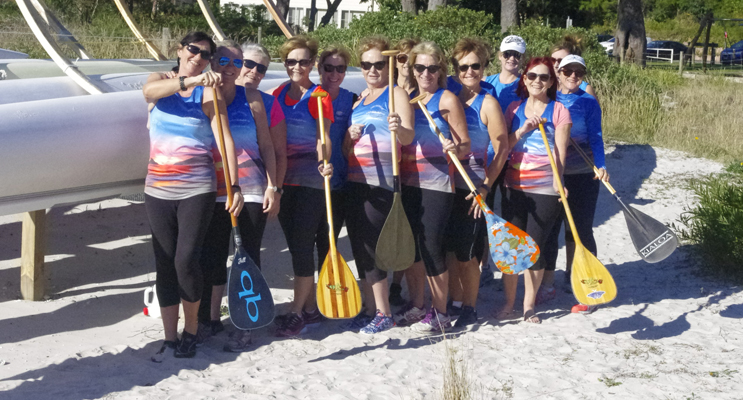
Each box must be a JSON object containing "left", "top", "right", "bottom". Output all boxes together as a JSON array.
[
  {"left": 561, "top": 68, "right": 585, "bottom": 78},
  {"left": 413, "top": 64, "right": 441, "bottom": 74},
  {"left": 186, "top": 44, "right": 212, "bottom": 60},
  {"left": 243, "top": 59, "right": 268, "bottom": 74},
  {"left": 360, "top": 61, "right": 386, "bottom": 71},
  {"left": 323, "top": 64, "right": 347, "bottom": 73},
  {"left": 457, "top": 63, "right": 481, "bottom": 72},
  {"left": 218, "top": 57, "right": 243, "bottom": 69},
  {"left": 285, "top": 58, "right": 312, "bottom": 67},
  {"left": 525, "top": 72, "right": 551, "bottom": 82}
]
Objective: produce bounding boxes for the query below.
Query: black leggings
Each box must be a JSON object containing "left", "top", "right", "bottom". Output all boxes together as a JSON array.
[
  {"left": 344, "top": 182, "right": 393, "bottom": 283},
  {"left": 445, "top": 188, "right": 486, "bottom": 263},
  {"left": 315, "top": 187, "right": 347, "bottom": 268},
  {"left": 278, "top": 185, "right": 327, "bottom": 277},
  {"left": 501, "top": 189, "right": 562, "bottom": 271},
  {"left": 145, "top": 192, "right": 216, "bottom": 307},
  {"left": 543, "top": 173, "right": 600, "bottom": 271},
  {"left": 198, "top": 201, "right": 267, "bottom": 323},
  {"left": 402, "top": 185, "right": 454, "bottom": 277}
]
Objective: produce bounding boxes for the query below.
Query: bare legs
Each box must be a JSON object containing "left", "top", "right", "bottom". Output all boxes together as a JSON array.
[{"left": 290, "top": 276, "right": 317, "bottom": 315}]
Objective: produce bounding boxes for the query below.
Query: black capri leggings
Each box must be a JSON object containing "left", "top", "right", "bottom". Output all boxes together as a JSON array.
[
  {"left": 278, "top": 185, "right": 327, "bottom": 277},
  {"left": 402, "top": 185, "right": 454, "bottom": 277},
  {"left": 145, "top": 192, "right": 216, "bottom": 307},
  {"left": 344, "top": 182, "right": 393, "bottom": 283},
  {"left": 315, "top": 186, "right": 348, "bottom": 268},
  {"left": 445, "top": 188, "right": 486, "bottom": 263},
  {"left": 501, "top": 188, "right": 562, "bottom": 271},
  {"left": 543, "top": 173, "right": 600, "bottom": 271},
  {"left": 198, "top": 201, "right": 267, "bottom": 323}
]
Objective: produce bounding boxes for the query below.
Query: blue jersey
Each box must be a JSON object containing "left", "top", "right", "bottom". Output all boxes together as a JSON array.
[
  {"left": 329, "top": 88, "right": 355, "bottom": 190},
  {"left": 455, "top": 90, "right": 490, "bottom": 189},
  {"left": 556, "top": 89, "right": 605, "bottom": 174},
  {"left": 484, "top": 73, "right": 521, "bottom": 165}
]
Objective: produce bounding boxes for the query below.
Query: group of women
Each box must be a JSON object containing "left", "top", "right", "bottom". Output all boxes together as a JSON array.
[{"left": 141, "top": 30, "right": 608, "bottom": 360}]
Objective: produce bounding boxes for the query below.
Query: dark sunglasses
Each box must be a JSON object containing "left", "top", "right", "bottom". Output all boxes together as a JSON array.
[
  {"left": 553, "top": 58, "right": 563, "bottom": 67},
  {"left": 525, "top": 72, "right": 551, "bottom": 82},
  {"left": 413, "top": 64, "right": 441, "bottom": 74},
  {"left": 218, "top": 57, "right": 243, "bottom": 68},
  {"left": 503, "top": 50, "right": 522, "bottom": 60},
  {"left": 243, "top": 59, "right": 268, "bottom": 74},
  {"left": 561, "top": 68, "right": 586, "bottom": 78},
  {"left": 396, "top": 54, "right": 409, "bottom": 64},
  {"left": 285, "top": 58, "right": 312, "bottom": 67},
  {"left": 186, "top": 44, "right": 212, "bottom": 60},
  {"left": 457, "top": 63, "right": 481, "bottom": 72},
  {"left": 360, "top": 61, "right": 386, "bottom": 71},
  {"left": 323, "top": 64, "right": 347, "bottom": 73}
]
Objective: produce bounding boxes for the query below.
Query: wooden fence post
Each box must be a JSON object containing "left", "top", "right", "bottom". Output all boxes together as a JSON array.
[
  {"left": 21, "top": 210, "right": 46, "bottom": 301},
  {"left": 679, "top": 51, "right": 685, "bottom": 75}
]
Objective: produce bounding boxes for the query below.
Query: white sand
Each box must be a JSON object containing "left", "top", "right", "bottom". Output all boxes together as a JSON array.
[{"left": 0, "top": 144, "right": 741, "bottom": 400}]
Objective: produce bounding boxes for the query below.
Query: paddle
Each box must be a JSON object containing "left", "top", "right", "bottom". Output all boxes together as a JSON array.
[
  {"left": 212, "top": 87, "right": 276, "bottom": 330},
  {"left": 569, "top": 138, "right": 678, "bottom": 263},
  {"left": 312, "top": 91, "right": 362, "bottom": 319},
  {"left": 410, "top": 93, "right": 540, "bottom": 274},
  {"left": 537, "top": 122, "right": 616, "bottom": 306},
  {"left": 375, "top": 49, "right": 416, "bottom": 272}
]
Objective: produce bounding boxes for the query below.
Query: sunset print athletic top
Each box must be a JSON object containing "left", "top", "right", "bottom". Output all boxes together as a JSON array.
[
  {"left": 455, "top": 90, "right": 490, "bottom": 190},
  {"left": 145, "top": 86, "right": 216, "bottom": 200},
  {"left": 329, "top": 88, "right": 356, "bottom": 190}
]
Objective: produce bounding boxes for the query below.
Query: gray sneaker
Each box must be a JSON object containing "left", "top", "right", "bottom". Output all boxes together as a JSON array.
[{"left": 223, "top": 330, "right": 252, "bottom": 352}]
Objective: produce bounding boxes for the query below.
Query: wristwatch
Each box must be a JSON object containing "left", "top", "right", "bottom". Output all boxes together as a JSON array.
[
  {"left": 270, "top": 186, "right": 284, "bottom": 195},
  {"left": 179, "top": 76, "right": 187, "bottom": 91}
]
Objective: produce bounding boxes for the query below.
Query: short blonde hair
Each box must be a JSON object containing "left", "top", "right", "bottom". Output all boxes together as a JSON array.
[
  {"left": 451, "top": 37, "right": 492, "bottom": 70},
  {"left": 357, "top": 36, "right": 390, "bottom": 60},
  {"left": 409, "top": 41, "right": 448, "bottom": 89},
  {"left": 396, "top": 38, "right": 419, "bottom": 54},
  {"left": 278, "top": 35, "right": 319, "bottom": 61},
  {"left": 319, "top": 45, "right": 352, "bottom": 67},
  {"left": 551, "top": 35, "right": 584, "bottom": 56}
]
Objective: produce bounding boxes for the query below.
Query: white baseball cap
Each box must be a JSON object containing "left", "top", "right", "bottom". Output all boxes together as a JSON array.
[
  {"left": 558, "top": 54, "right": 586, "bottom": 70},
  {"left": 500, "top": 35, "right": 526, "bottom": 54}
]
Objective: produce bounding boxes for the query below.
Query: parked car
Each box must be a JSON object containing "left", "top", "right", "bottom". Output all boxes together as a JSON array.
[
  {"left": 720, "top": 40, "right": 743, "bottom": 65},
  {"left": 646, "top": 40, "right": 688, "bottom": 61},
  {"left": 600, "top": 36, "right": 654, "bottom": 55}
]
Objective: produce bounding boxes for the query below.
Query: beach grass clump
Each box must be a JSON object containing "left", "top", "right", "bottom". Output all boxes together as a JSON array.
[{"left": 439, "top": 341, "right": 472, "bottom": 400}]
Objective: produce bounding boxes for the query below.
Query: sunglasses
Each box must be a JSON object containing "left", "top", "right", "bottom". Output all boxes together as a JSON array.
[
  {"left": 360, "top": 61, "right": 386, "bottom": 71},
  {"left": 285, "top": 58, "right": 312, "bottom": 67},
  {"left": 457, "top": 63, "right": 481, "bottom": 72},
  {"left": 243, "top": 59, "right": 268, "bottom": 74},
  {"left": 503, "top": 51, "right": 522, "bottom": 60},
  {"left": 396, "top": 54, "right": 409, "bottom": 64},
  {"left": 186, "top": 44, "right": 212, "bottom": 60},
  {"left": 553, "top": 58, "right": 563, "bottom": 67},
  {"left": 561, "top": 68, "right": 586, "bottom": 78},
  {"left": 323, "top": 64, "right": 347, "bottom": 73},
  {"left": 525, "top": 72, "right": 551, "bottom": 82},
  {"left": 218, "top": 57, "right": 243, "bottom": 69},
  {"left": 413, "top": 64, "right": 441, "bottom": 74}
]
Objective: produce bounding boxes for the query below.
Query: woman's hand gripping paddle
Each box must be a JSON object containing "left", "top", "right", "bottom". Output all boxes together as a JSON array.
[
  {"left": 569, "top": 138, "right": 678, "bottom": 263},
  {"left": 537, "top": 122, "right": 616, "bottom": 306},
  {"left": 375, "top": 49, "right": 416, "bottom": 272},
  {"left": 410, "top": 94, "right": 540, "bottom": 274},
  {"left": 312, "top": 91, "right": 362, "bottom": 319},
  {"left": 212, "top": 87, "right": 276, "bottom": 330}
]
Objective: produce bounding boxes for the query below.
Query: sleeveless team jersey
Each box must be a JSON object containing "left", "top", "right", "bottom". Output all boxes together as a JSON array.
[
  {"left": 329, "top": 88, "right": 355, "bottom": 190},
  {"left": 400, "top": 88, "right": 454, "bottom": 193},
  {"left": 455, "top": 90, "right": 489, "bottom": 190},
  {"left": 277, "top": 84, "right": 324, "bottom": 189},
  {"left": 348, "top": 87, "right": 399, "bottom": 191},
  {"left": 557, "top": 89, "right": 605, "bottom": 175},
  {"left": 145, "top": 86, "right": 216, "bottom": 200},
  {"left": 213, "top": 87, "right": 267, "bottom": 203},
  {"left": 446, "top": 76, "right": 496, "bottom": 98}
]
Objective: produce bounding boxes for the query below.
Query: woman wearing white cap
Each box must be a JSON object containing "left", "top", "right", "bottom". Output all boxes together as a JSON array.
[{"left": 538, "top": 55, "right": 608, "bottom": 314}]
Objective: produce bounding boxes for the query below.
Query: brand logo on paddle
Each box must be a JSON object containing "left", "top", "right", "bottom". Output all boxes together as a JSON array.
[
  {"left": 587, "top": 290, "right": 605, "bottom": 300},
  {"left": 581, "top": 278, "right": 603, "bottom": 285},
  {"left": 238, "top": 270, "right": 261, "bottom": 322},
  {"left": 238, "top": 257, "right": 246, "bottom": 264},
  {"left": 326, "top": 284, "right": 349, "bottom": 293},
  {"left": 640, "top": 231, "right": 674, "bottom": 257}
]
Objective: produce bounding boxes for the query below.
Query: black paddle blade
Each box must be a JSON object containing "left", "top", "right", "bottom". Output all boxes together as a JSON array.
[
  {"left": 227, "top": 236, "right": 275, "bottom": 330},
  {"left": 619, "top": 197, "right": 679, "bottom": 263}
]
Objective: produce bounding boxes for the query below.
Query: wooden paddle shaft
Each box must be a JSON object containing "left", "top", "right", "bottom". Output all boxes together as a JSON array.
[
  {"left": 312, "top": 93, "right": 339, "bottom": 258},
  {"left": 537, "top": 123, "right": 583, "bottom": 247},
  {"left": 212, "top": 86, "right": 239, "bottom": 228},
  {"left": 568, "top": 138, "right": 618, "bottom": 195},
  {"left": 381, "top": 50, "right": 401, "bottom": 178}
]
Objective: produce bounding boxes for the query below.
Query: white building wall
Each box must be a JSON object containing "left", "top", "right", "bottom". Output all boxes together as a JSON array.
[{"left": 222, "top": 0, "right": 374, "bottom": 30}]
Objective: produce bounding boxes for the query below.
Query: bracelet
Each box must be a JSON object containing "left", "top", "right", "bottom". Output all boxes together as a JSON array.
[
  {"left": 231, "top": 185, "right": 241, "bottom": 192},
  {"left": 179, "top": 76, "right": 187, "bottom": 91}
]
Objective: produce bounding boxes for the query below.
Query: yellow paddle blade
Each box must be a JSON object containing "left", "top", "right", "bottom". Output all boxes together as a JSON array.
[
  {"left": 376, "top": 193, "right": 415, "bottom": 271},
  {"left": 571, "top": 246, "right": 617, "bottom": 306},
  {"left": 316, "top": 251, "right": 361, "bottom": 319}
]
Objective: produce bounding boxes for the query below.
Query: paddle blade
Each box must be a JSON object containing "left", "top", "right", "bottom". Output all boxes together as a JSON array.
[
  {"left": 316, "top": 251, "right": 362, "bottom": 319},
  {"left": 227, "top": 245, "right": 275, "bottom": 330},
  {"left": 376, "top": 192, "right": 415, "bottom": 271},
  {"left": 571, "top": 246, "right": 617, "bottom": 306},
  {"left": 477, "top": 195, "right": 540, "bottom": 275},
  {"left": 621, "top": 203, "right": 679, "bottom": 263}
]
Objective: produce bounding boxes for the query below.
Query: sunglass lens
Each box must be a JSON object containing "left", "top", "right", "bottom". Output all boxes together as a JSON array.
[
  {"left": 219, "top": 57, "right": 229, "bottom": 66},
  {"left": 396, "top": 54, "right": 408, "bottom": 63}
]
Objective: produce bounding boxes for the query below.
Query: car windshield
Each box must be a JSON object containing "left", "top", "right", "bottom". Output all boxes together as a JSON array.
[{"left": 732, "top": 41, "right": 743, "bottom": 50}]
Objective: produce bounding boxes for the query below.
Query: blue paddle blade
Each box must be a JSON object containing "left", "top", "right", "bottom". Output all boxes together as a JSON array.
[
  {"left": 227, "top": 243, "right": 275, "bottom": 330},
  {"left": 476, "top": 194, "right": 540, "bottom": 275}
]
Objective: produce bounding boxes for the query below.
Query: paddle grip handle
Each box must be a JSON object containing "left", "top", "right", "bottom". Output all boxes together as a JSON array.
[
  {"left": 212, "top": 86, "right": 239, "bottom": 228},
  {"left": 568, "top": 138, "right": 617, "bottom": 195}
]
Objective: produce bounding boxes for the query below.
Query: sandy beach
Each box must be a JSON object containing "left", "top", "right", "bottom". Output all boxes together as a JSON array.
[{"left": 0, "top": 143, "right": 741, "bottom": 400}]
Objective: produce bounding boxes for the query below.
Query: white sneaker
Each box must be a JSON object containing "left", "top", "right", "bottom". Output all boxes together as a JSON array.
[
  {"left": 393, "top": 302, "right": 427, "bottom": 326},
  {"left": 411, "top": 308, "right": 452, "bottom": 333}
]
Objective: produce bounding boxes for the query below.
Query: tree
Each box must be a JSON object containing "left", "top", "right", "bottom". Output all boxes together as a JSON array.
[
  {"left": 277, "top": 0, "right": 290, "bottom": 22},
  {"left": 427, "top": 0, "right": 446, "bottom": 10},
  {"left": 614, "top": 0, "right": 647, "bottom": 66},
  {"left": 401, "top": 0, "right": 416, "bottom": 12},
  {"left": 307, "top": 0, "right": 317, "bottom": 31},
  {"left": 501, "top": 0, "right": 517, "bottom": 32},
  {"left": 319, "top": 0, "right": 343, "bottom": 27}
]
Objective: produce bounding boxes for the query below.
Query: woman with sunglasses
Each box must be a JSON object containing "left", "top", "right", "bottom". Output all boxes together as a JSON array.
[
  {"left": 142, "top": 32, "right": 243, "bottom": 361},
  {"left": 394, "top": 41, "right": 470, "bottom": 333},
  {"left": 394, "top": 38, "right": 419, "bottom": 95},
  {"left": 444, "top": 38, "right": 509, "bottom": 328},
  {"left": 550, "top": 36, "right": 597, "bottom": 99},
  {"left": 196, "top": 41, "right": 278, "bottom": 352},
  {"left": 342, "top": 36, "right": 415, "bottom": 334},
  {"left": 271, "top": 36, "right": 334, "bottom": 337},
  {"left": 539, "top": 55, "right": 608, "bottom": 312},
  {"left": 498, "top": 57, "right": 571, "bottom": 324}
]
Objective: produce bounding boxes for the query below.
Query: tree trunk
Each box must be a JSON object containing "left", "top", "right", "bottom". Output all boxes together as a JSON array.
[
  {"left": 614, "top": 0, "right": 647, "bottom": 66},
  {"left": 427, "top": 0, "right": 446, "bottom": 10},
  {"left": 319, "top": 0, "right": 342, "bottom": 27},
  {"left": 401, "top": 0, "right": 416, "bottom": 13},
  {"left": 500, "top": 0, "right": 517, "bottom": 33},
  {"left": 151, "top": 0, "right": 157, "bottom": 20},
  {"left": 277, "top": 0, "right": 290, "bottom": 22},
  {"left": 308, "top": 0, "right": 317, "bottom": 32}
]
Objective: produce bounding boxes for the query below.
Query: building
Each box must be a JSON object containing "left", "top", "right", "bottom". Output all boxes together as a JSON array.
[{"left": 221, "top": 0, "right": 375, "bottom": 31}]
